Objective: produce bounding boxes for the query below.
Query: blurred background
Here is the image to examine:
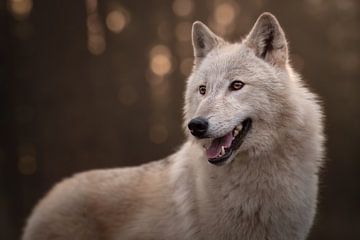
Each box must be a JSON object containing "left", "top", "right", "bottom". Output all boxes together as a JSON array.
[{"left": 0, "top": 0, "right": 359, "bottom": 239}]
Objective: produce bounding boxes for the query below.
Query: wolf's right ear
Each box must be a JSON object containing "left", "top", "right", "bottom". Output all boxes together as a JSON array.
[
  {"left": 192, "top": 21, "right": 223, "bottom": 64},
  {"left": 244, "top": 13, "right": 288, "bottom": 67}
]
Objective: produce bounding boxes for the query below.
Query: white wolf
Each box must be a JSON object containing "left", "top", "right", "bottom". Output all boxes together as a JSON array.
[{"left": 23, "top": 13, "right": 324, "bottom": 240}]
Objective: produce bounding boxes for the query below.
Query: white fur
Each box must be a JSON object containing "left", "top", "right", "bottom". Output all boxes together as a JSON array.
[{"left": 23, "top": 13, "right": 324, "bottom": 240}]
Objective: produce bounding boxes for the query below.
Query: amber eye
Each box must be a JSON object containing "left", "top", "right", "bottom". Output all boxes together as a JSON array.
[
  {"left": 199, "top": 85, "right": 206, "bottom": 95},
  {"left": 229, "top": 80, "right": 245, "bottom": 91}
]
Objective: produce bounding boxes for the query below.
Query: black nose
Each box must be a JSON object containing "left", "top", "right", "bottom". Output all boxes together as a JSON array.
[{"left": 188, "top": 117, "right": 209, "bottom": 138}]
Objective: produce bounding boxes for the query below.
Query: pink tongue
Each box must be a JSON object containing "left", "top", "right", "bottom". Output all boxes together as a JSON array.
[{"left": 206, "top": 132, "right": 234, "bottom": 159}]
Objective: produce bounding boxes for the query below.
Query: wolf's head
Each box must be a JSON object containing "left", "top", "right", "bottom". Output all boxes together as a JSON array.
[{"left": 184, "top": 13, "right": 299, "bottom": 166}]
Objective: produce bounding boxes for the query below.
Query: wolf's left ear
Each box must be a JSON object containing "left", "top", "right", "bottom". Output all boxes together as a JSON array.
[
  {"left": 192, "top": 21, "right": 224, "bottom": 64},
  {"left": 244, "top": 13, "right": 288, "bottom": 67}
]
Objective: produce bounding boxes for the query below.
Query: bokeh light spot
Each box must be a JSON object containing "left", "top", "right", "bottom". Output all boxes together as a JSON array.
[
  {"left": 106, "top": 9, "right": 129, "bottom": 33},
  {"left": 88, "top": 34, "right": 106, "bottom": 55},
  {"left": 214, "top": 2, "right": 236, "bottom": 26},
  {"left": 86, "top": 0, "right": 106, "bottom": 55},
  {"left": 151, "top": 55, "right": 171, "bottom": 76},
  {"left": 8, "top": 0, "right": 33, "bottom": 20},
  {"left": 149, "top": 45, "right": 172, "bottom": 76}
]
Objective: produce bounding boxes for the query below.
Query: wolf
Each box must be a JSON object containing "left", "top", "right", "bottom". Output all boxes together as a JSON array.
[{"left": 22, "top": 13, "right": 324, "bottom": 240}]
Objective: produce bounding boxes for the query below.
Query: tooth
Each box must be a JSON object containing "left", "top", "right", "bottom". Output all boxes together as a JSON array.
[
  {"left": 233, "top": 129, "right": 239, "bottom": 137},
  {"left": 221, "top": 146, "right": 225, "bottom": 156}
]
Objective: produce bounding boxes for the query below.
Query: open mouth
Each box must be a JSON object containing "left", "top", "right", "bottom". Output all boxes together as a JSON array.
[{"left": 204, "top": 118, "right": 252, "bottom": 166}]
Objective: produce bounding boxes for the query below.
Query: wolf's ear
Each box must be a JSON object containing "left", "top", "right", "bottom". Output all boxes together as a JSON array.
[
  {"left": 244, "top": 13, "right": 288, "bottom": 67},
  {"left": 192, "top": 21, "right": 223, "bottom": 63}
]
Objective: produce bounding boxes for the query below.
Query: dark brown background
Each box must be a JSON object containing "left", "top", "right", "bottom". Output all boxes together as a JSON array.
[{"left": 0, "top": 0, "right": 359, "bottom": 239}]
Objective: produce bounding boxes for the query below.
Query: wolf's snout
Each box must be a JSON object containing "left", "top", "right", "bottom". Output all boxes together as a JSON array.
[{"left": 188, "top": 117, "right": 208, "bottom": 138}]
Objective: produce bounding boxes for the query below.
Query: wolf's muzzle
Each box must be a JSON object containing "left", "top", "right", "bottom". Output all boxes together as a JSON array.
[{"left": 188, "top": 117, "right": 208, "bottom": 138}]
